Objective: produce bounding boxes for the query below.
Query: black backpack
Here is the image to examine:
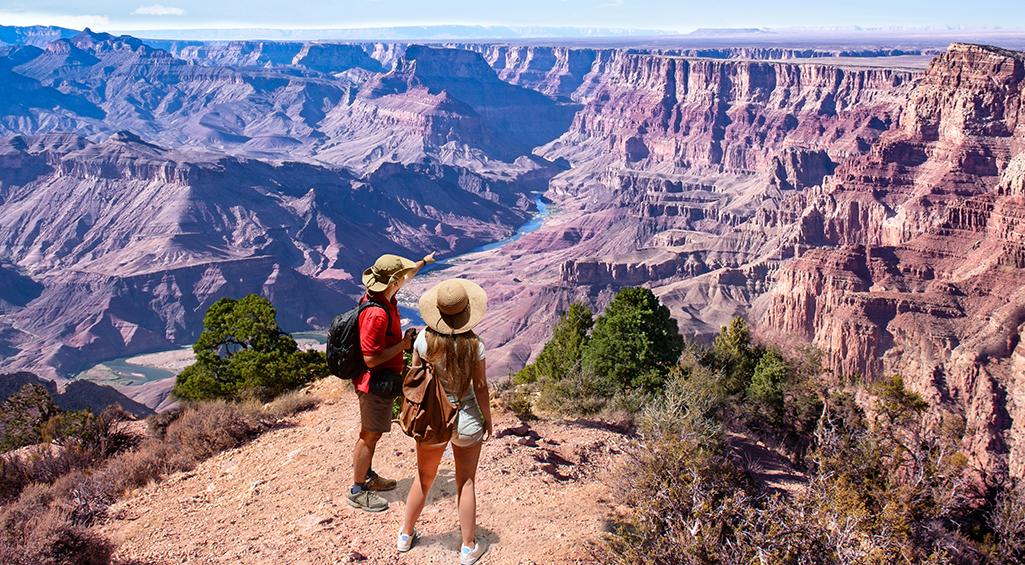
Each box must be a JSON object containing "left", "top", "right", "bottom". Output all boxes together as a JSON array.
[{"left": 326, "top": 299, "right": 391, "bottom": 380}]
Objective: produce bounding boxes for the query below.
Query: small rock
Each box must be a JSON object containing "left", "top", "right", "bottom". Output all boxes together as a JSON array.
[
  {"left": 498, "top": 423, "right": 531, "bottom": 438},
  {"left": 299, "top": 514, "right": 334, "bottom": 531},
  {"left": 348, "top": 550, "right": 367, "bottom": 562},
  {"left": 516, "top": 437, "right": 538, "bottom": 448},
  {"left": 539, "top": 462, "right": 573, "bottom": 481}
]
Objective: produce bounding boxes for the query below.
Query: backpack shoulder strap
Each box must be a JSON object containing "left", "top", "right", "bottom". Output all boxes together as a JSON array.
[{"left": 357, "top": 299, "right": 392, "bottom": 335}]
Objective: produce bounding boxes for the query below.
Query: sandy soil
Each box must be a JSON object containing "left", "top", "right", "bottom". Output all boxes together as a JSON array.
[
  {"left": 124, "top": 348, "right": 196, "bottom": 373},
  {"left": 97, "top": 377, "right": 629, "bottom": 564}
]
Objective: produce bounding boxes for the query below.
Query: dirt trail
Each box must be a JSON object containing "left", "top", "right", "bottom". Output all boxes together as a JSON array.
[{"left": 97, "top": 378, "right": 629, "bottom": 564}]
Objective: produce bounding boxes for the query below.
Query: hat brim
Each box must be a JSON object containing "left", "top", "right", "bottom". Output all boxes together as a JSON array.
[
  {"left": 418, "top": 279, "right": 487, "bottom": 335},
  {"left": 362, "top": 256, "right": 417, "bottom": 292}
]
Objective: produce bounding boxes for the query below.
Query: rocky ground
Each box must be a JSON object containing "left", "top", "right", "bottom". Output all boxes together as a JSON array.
[{"left": 97, "top": 377, "right": 630, "bottom": 564}]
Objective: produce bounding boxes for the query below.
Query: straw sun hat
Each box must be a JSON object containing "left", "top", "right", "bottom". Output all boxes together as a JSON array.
[
  {"left": 362, "top": 254, "right": 417, "bottom": 293},
  {"left": 418, "top": 279, "right": 487, "bottom": 335}
]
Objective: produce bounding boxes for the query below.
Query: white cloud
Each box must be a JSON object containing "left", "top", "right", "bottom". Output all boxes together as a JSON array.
[
  {"left": 131, "top": 4, "right": 187, "bottom": 17},
  {"left": 0, "top": 10, "right": 111, "bottom": 29}
]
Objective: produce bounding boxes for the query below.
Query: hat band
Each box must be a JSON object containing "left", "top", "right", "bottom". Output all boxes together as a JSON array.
[
  {"left": 438, "top": 297, "right": 468, "bottom": 316},
  {"left": 371, "top": 267, "right": 394, "bottom": 282}
]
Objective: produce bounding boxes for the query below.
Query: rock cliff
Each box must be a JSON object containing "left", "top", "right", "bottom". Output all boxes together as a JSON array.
[
  {"left": 405, "top": 43, "right": 1025, "bottom": 482},
  {"left": 0, "top": 132, "right": 541, "bottom": 378},
  {"left": 763, "top": 43, "right": 1025, "bottom": 480},
  {"left": 406, "top": 50, "right": 916, "bottom": 380}
]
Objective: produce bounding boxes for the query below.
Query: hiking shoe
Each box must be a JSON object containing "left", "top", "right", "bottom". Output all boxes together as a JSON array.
[
  {"left": 396, "top": 528, "right": 419, "bottom": 553},
  {"left": 346, "top": 488, "right": 388, "bottom": 512},
  {"left": 365, "top": 469, "right": 397, "bottom": 491},
  {"left": 460, "top": 539, "right": 488, "bottom": 564}
]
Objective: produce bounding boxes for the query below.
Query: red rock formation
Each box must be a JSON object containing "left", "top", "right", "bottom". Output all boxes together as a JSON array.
[
  {"left": 407, "top": 44, "right": 1025, "bottom": 482},
  {"left": 546, "top": 52, "right": 911, "bottom": 174},
  {"left": 764, "top": 44, "right": 1025, "bottom": 479},
  {"left": 406, "top": 53, "right": 914, "bottom": 377},
  {"left": 0, "top": 132, "right": 541, "bottom": 378}
]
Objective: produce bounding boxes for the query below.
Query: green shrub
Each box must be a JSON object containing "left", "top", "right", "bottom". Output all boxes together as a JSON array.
[
  {"left": 173, "top": 295, "right": 329, "bottom": 401},
  {"left": 1, "top": 406, "right": 139, "bottom": 503},
  {"left": 600, "top": 432, "right": 753, "bottom": 563},
  {"left": 513, "top": 290, "right": 683, "bottom": 418},
  {"left": 637, "top": 353, "right": 726, "bottom": 441},
  {"left": 581, "top": 287, "right": 683, "bottom": 395},
  {"left": 747, "top": 349, "right": 789, "bottom": 419},
  {"left": 600, "top": 344, "right": 986, "bottom": 564},
  {"left": 712, "top": 317, "right": 762, "bottom": 394},
  {"left": 495, "top": 379, "right": 537, "bottom": 419},
  {"left": 533, "top": 366, "right": 609, "bottom": 416},
  {"left": 989, "top": 480, "right": 1025, "bottom": 562},
  {"left": 0, "top": 384, "right": 57, "bottom": 452},
  {"left": 40, "top": 406, "right": 139, "bottom": 459},
  {"left": 514, "top": 303, "right": 593, "bottom": 385}
]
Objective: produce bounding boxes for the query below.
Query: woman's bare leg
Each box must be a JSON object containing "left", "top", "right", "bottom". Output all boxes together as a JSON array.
[
  {"left": 452, "top": 441, "right": 483, "bottom": 547},
  {"left": 401, "top": 441, "right": 446, "bottom": 535}
]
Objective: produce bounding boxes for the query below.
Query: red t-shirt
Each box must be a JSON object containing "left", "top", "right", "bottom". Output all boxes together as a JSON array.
[{"left": 354, "top": 293, "right": 404, "bottom": 394}]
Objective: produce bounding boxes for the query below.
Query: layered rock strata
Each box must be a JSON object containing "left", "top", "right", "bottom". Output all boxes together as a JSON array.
[{"left": 763, "top": 44, "right": 1025, "bottom": 479}]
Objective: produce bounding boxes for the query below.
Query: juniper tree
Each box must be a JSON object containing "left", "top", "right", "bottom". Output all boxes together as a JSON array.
[{"left": 174, "top": 295, "right": 327, "bottom": 401}]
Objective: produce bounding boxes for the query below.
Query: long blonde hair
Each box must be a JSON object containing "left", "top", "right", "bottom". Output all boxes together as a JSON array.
[{"left": 424, "top": 328, "right": 479, "bottom": 394}]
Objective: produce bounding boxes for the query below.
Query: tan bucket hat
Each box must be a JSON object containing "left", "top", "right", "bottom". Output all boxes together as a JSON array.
[
  {"left": 418, "top": 279, "right": 487, "bottom": 335},
  {"left": 362, "top": 254, "right": 417, "bottom": 293}
]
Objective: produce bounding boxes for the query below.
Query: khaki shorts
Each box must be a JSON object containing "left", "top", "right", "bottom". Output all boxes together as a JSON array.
[{"left": 357, "top": 391, "right": 394, "bottom": 434}]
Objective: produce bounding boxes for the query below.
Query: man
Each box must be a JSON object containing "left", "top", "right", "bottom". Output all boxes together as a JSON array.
[{"left": 348, "top": 252, "right": 435, "bottom": 512}]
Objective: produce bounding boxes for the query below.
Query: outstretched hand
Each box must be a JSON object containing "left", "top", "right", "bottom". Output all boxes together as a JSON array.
[{"left": 422, "top": 252, "right": 436, "bottom": 264}]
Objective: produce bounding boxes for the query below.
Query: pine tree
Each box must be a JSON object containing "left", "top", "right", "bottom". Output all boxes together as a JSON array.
[
  {"left": 174, "top": 295, "right": 328, "bottom": 401},
  {"left": 713, "top": 317, "right": 761, "bottom": 394},
  {"left": 581, "top": 287, "right": 683, "bottom": 394},
  {"left": 514, "top": 302, "right": 593, "bottom": 385},
  {"left": 747, "top": 349, "right": 789, "bottom": 421}
]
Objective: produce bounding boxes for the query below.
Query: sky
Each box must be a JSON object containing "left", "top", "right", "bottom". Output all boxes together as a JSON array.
[{"left": 0, "top": 0, "right": 1021, "bottom": 33}]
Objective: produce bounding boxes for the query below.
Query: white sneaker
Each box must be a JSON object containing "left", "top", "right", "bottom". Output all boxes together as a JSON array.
[
  {"left": 397, "top": 528, "right": 418, "bottom": 553},
  {"left": 460, "top": 539, "right": 488, "bottom": 564}
]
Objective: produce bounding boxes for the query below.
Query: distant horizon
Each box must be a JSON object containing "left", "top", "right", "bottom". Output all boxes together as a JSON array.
[
  {"left": 2, "top": 0, "right": 1024, "bottom": 38},
  {"left": 6, "top": 22, "right": 1025, "bottom": 43}
]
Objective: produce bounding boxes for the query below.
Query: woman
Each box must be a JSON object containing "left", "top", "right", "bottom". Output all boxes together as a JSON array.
[{"left": 398, "top": 278, "right": 493, "bottom": 564}]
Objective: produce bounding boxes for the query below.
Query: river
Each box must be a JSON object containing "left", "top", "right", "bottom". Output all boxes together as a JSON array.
[{"left": 75, "top": 196, "right": 552, "bottom": 388}]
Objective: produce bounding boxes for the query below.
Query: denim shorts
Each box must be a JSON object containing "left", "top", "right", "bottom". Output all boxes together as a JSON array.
[{"left": 448, "top": 390, "right": 485, "bottom": 447}]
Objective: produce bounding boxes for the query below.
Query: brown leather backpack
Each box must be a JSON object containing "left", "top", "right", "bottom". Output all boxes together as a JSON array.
[{"left": 399, "top": 361, "right": 469, "bottom": 444}]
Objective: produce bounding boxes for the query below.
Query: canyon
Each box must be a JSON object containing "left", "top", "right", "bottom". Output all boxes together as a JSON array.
[{"left": 0, "top": 28, "right": 1023, "bottom": 481}]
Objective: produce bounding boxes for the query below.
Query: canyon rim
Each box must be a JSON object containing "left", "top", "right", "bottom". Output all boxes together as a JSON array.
[{"left": 1, "top": 7, "right": 1025, "bottom": 561}]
